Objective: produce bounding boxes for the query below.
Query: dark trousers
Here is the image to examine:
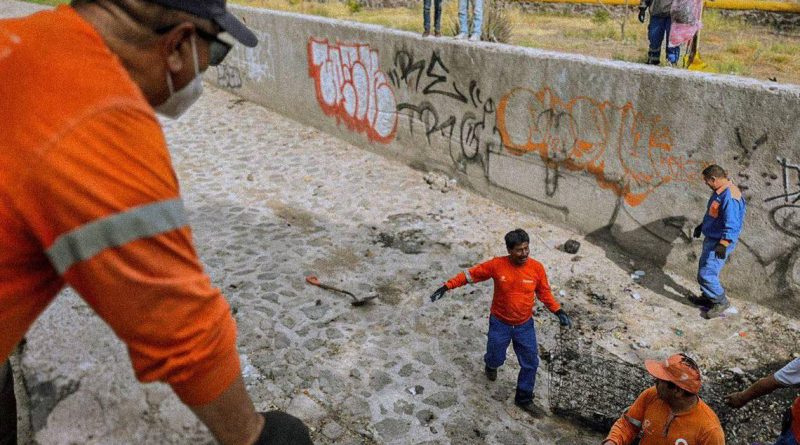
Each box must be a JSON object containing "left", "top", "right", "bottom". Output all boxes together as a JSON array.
[
  {"left": 484, "top": 315, "right": 539, "bottom": 405},
  {"left": 0, "top": 361, "right": 16, "bottom": 445},
  {"left": 648, "top": 15, "right": 680, "bottom": 65},
  {"left": 423, "top": 0, "right": 443, "bottom": 32}
]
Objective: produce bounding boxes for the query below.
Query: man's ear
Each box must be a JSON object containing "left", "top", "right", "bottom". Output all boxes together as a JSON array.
[{"left": 160, "top": 22, "right": 196, "bottom": 74}]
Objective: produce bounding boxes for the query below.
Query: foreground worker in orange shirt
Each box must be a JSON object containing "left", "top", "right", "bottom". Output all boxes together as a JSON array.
[
  {"left": 603, "top": 353, "right": 725, "bottom": 445},
  {"left": 429, "top": 228, "right": 572, "bottom": 417},
  {"left": 0, "top": 1, "right": 311, "bottom": 444}
]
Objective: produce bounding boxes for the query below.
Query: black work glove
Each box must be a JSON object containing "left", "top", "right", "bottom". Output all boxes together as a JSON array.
[
  {"left": 430, "top": 285, "right": 448, "bottom": 302},
  {"left": 555, "top": 309, "right": 572, "bottom": 328},
  {"left": 638, "top": 6, "right": 647, "bottom": 23},
  {"left": 693, "top": 224, "right": 703, "bottom": 239},
  {"left": 255, "top": 411, "right": 313, "bottom": 445},
  {"left": 714, "top": 243, "right": 727, "bottom": 259}
]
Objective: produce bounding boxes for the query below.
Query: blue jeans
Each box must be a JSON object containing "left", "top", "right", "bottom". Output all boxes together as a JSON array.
[
  {"left": 647, "top": 16, "right": 680, "bottom": 64},
  {"left": 697, "top": 237, "right": 736, "bottom": 303},
  {"left": 775, "top": 430, "right": 799, "bottom": 445},
  {"left": 485, "top": 315, "right": 539, "bottom": 404},
  {"left": 458, "top": 0, "right": 483, "bottom": 37},
  {"left": 423, "top": 0, "right": 443, "bottom": 32}
]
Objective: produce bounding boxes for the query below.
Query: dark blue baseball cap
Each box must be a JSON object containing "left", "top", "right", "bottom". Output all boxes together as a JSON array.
[{"left": 150, "top": 0, "right": 258, "bottom": 47}]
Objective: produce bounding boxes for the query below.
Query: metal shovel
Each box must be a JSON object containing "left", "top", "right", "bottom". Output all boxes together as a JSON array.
[{"left": 305, "top": 275, "right": 378, "bottom": 306}]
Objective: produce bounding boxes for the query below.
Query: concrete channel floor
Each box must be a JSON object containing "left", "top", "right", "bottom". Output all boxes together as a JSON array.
[{"left": 6, "top": 2, "right": 800, "bottom": 444}]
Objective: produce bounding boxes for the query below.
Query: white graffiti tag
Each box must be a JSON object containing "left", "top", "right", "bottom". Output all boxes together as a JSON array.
[
  {"left": 307, "top": 38, "right": 397, "bottom": 143},
  {"left": 219, "top": 30, "right": 275, "bottom": 85}
]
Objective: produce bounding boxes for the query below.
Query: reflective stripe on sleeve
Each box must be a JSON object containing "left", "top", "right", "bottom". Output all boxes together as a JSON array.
[
  {"left": 465, "top": 270, "right": 474, "bottom": 284},
  {"left": 624, "top": 414, "right": 642, "bottom": 428},
  {"left": 46, "top": 198, "right": 187, "bottom": 275}
]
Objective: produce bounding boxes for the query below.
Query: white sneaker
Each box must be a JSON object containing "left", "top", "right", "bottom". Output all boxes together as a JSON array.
[
  {"left": 469, "top": 34, "right": 480, "bottom": 41},
  {"left": 454, "top": 33, "right": 467, "bottom": 39}
]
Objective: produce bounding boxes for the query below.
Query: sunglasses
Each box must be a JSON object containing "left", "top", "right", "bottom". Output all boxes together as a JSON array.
[
  {"left": 195, "top": 29, "right": 235, "bottom": 66},
  {"left": 155, "top": 26, "right": 235, "bottom": 66}
]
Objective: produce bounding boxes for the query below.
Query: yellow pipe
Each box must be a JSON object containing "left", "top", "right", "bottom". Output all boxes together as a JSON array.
[{"left": 519, "top": 0, "right": 800, "bottom": 13}]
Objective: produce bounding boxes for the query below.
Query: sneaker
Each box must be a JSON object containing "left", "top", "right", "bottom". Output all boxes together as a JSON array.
[
  {"left": 469, "top": 33, "right": 480, "bottom": 41},
  {"left": 702, "top": 300, "right": 731, "bottom": 319},
  {"left": 422, "top": 30, "right": 430, "bottom": 37},
  {"left": 687, "top": 293, "right": 714, "bottom": 307},
  {"left": 485, "top": 366, "right": 497, "bottom": 381},
  {"left": 434, "top": 30, "right": 441, "bottom": 37},
  {"left": 515, "top": 401, "right": 546, "bottom": 418},
  {"left": 454, "top": 33, "right": 467, "bottom": 39}
]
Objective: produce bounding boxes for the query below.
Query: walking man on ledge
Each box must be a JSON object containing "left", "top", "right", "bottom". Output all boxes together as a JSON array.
[
  {"left": 0, "top": 1, "right": 311, "bottom": 443},
  {"left": 688, "top": 164, "right": 746, "bottom": 319},
  {"left": 429, "top": 228, "right": 572, "bottom": 417}
]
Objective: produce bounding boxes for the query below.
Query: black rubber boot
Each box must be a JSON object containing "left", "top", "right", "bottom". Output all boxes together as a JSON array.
[
  {"left": 254, "top": 411, "right": 312, "bottom": 445},
  {"left": 0, "top": 361, "right": 17, "bottom": 445}
]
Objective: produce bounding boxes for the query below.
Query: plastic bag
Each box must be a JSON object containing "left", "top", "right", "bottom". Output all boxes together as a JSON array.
[{"left": 669, "top": 0, "right": 703, "bottom": 47}]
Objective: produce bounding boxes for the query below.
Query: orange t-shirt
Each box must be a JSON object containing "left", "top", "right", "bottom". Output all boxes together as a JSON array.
[
  {"left": 605, "top": 387, "right": 725, "bottom": 445},
  {"left": 0, "top": 6, "right": 239, "bottom": 405},
  {"left": 445, "top": 256, "right": 561, "bottom": 325}
]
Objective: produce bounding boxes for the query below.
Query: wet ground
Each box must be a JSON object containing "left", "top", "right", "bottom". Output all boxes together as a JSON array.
[{"left": 5, "top": 2, "right": 800, "bottom": 443}]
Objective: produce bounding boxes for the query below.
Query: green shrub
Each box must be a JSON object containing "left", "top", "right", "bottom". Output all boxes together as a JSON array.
[
  {"left": 592, "top": 9, "right": 610, "bottom": 24},
  {"left": 346, "top": 0, "right": 363, "bottom": 14}
]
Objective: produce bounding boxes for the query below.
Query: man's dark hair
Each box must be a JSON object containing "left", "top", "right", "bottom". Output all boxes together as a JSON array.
[
  {"left": 505, "top": 229, "right": 529, "bottom": 250},
  {"left": 702, "top": 164, "right": 727, "bottom": 179}
]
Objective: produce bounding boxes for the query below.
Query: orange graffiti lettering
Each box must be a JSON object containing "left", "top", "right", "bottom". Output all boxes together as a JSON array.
[{"left": 496, "top": 87, "right": 706, "bottom": 206}]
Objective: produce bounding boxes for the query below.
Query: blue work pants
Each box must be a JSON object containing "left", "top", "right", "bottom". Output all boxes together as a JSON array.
[
  {"left": 458, "top": 0, "right": 483, "bottom": 37},
  {"left": 697, "top": 237, "right": 735, "bottom": 303},
  {"left": 423, "top": 0, "right": 443, "bottom": 32},
  {"left": 485, "top": 314, "right": 539, "bottom": 404},
  {"left": 775, "top": 429, "right": 799, "bottom": 445},
  {"left": 648, "top": 16, "right": 680, "bottom": 64}
]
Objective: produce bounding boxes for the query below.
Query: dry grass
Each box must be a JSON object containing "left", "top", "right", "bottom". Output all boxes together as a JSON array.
[
  {"left": 235, "top": 0, "right": 800, "bottom": 84},
  {"left": 22, "top": 0, "right": 800, "bottom": 84}
]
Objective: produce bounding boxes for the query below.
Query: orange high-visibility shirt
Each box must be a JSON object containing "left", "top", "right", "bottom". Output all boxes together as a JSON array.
[
  {"left": 445, "top": 256, "right": 561, "bottom": 325},
  {"left": 0, "top": 6, "right": 240, "bottom": 405},
  {"left": 605, "top": 387, "right": 725, "bottom": 445}
]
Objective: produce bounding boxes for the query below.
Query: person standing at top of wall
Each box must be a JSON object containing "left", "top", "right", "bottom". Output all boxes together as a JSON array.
[
  {"left": 429, "top": 229, "right": 573, "bottom": 417},
  {"left": 687, "top": 164, "right": 746, "bottom": 319},
  {"left": 455, "top": 0, "right": 483, "bottom": 41},
  {"left": 725, "top": 357, "right": 800, "bottom": 445},
  {"left": 602, "top": 353, "right": 725, "bottom": 445},
  {"left": 421, "top": 0, "right": 442, "bottom": 37},
  {"left": 638, "top": 0, "right": 680, "bottom": 65},
  {"left": 0, "top": 1, "right": 312, "bottom": 443}
]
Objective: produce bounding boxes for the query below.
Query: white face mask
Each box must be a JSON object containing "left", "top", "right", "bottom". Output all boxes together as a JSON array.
[{"left": 155, "top": 36, "right": 204, "bottom": 119}]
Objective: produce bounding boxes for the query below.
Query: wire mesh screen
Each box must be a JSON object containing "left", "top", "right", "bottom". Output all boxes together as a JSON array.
[
  {"left": 544, "top": 326, "right": 797, "bottom": 444},
  {"left": 545, "top": 328, "right": 652, "bottom": 431}
]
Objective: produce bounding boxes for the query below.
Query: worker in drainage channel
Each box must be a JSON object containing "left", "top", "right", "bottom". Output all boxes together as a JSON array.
[
  {"left": 602, "top": 353, "right": 725, "bottom": 445},
  {"left": 429, "top": 228, "right": 572, "bottom": 418}
]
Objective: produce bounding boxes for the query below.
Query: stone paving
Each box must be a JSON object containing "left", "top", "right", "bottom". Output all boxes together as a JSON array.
[{"left": 7, "top": 2, "right": 800, "bottom": 444}]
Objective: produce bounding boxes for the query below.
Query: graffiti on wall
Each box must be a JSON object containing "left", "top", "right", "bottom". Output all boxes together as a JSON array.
[
  {"left": 307, "top": 38, "right": 398, "bottom": 143},
  {"left": 764, "top": 157, "right": 800, "bottom": 238},
  {"left": 216, "top": 30, "right": 276, "bottom": 89},
  {"left": 217, "top": 65, "right": 243, "bottom": 89},
  {"left": 388, "top": 49, "right": 498, "bottom": 172},
  {"left": 496, "top": 87, "right": 706, "bottom": 207}
]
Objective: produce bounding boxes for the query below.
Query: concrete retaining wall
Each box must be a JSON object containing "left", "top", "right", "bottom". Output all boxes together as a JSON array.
[{"left": 209, "top": 5, "right": 800, "bottom": 313}]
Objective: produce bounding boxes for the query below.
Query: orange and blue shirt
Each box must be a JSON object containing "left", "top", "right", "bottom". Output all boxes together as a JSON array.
[
  {"left": 445, "top": 256, "right": 561, "bottom": 325},
  {"left": 701, "top": 182, "right": 745, "bottom": 242}
]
